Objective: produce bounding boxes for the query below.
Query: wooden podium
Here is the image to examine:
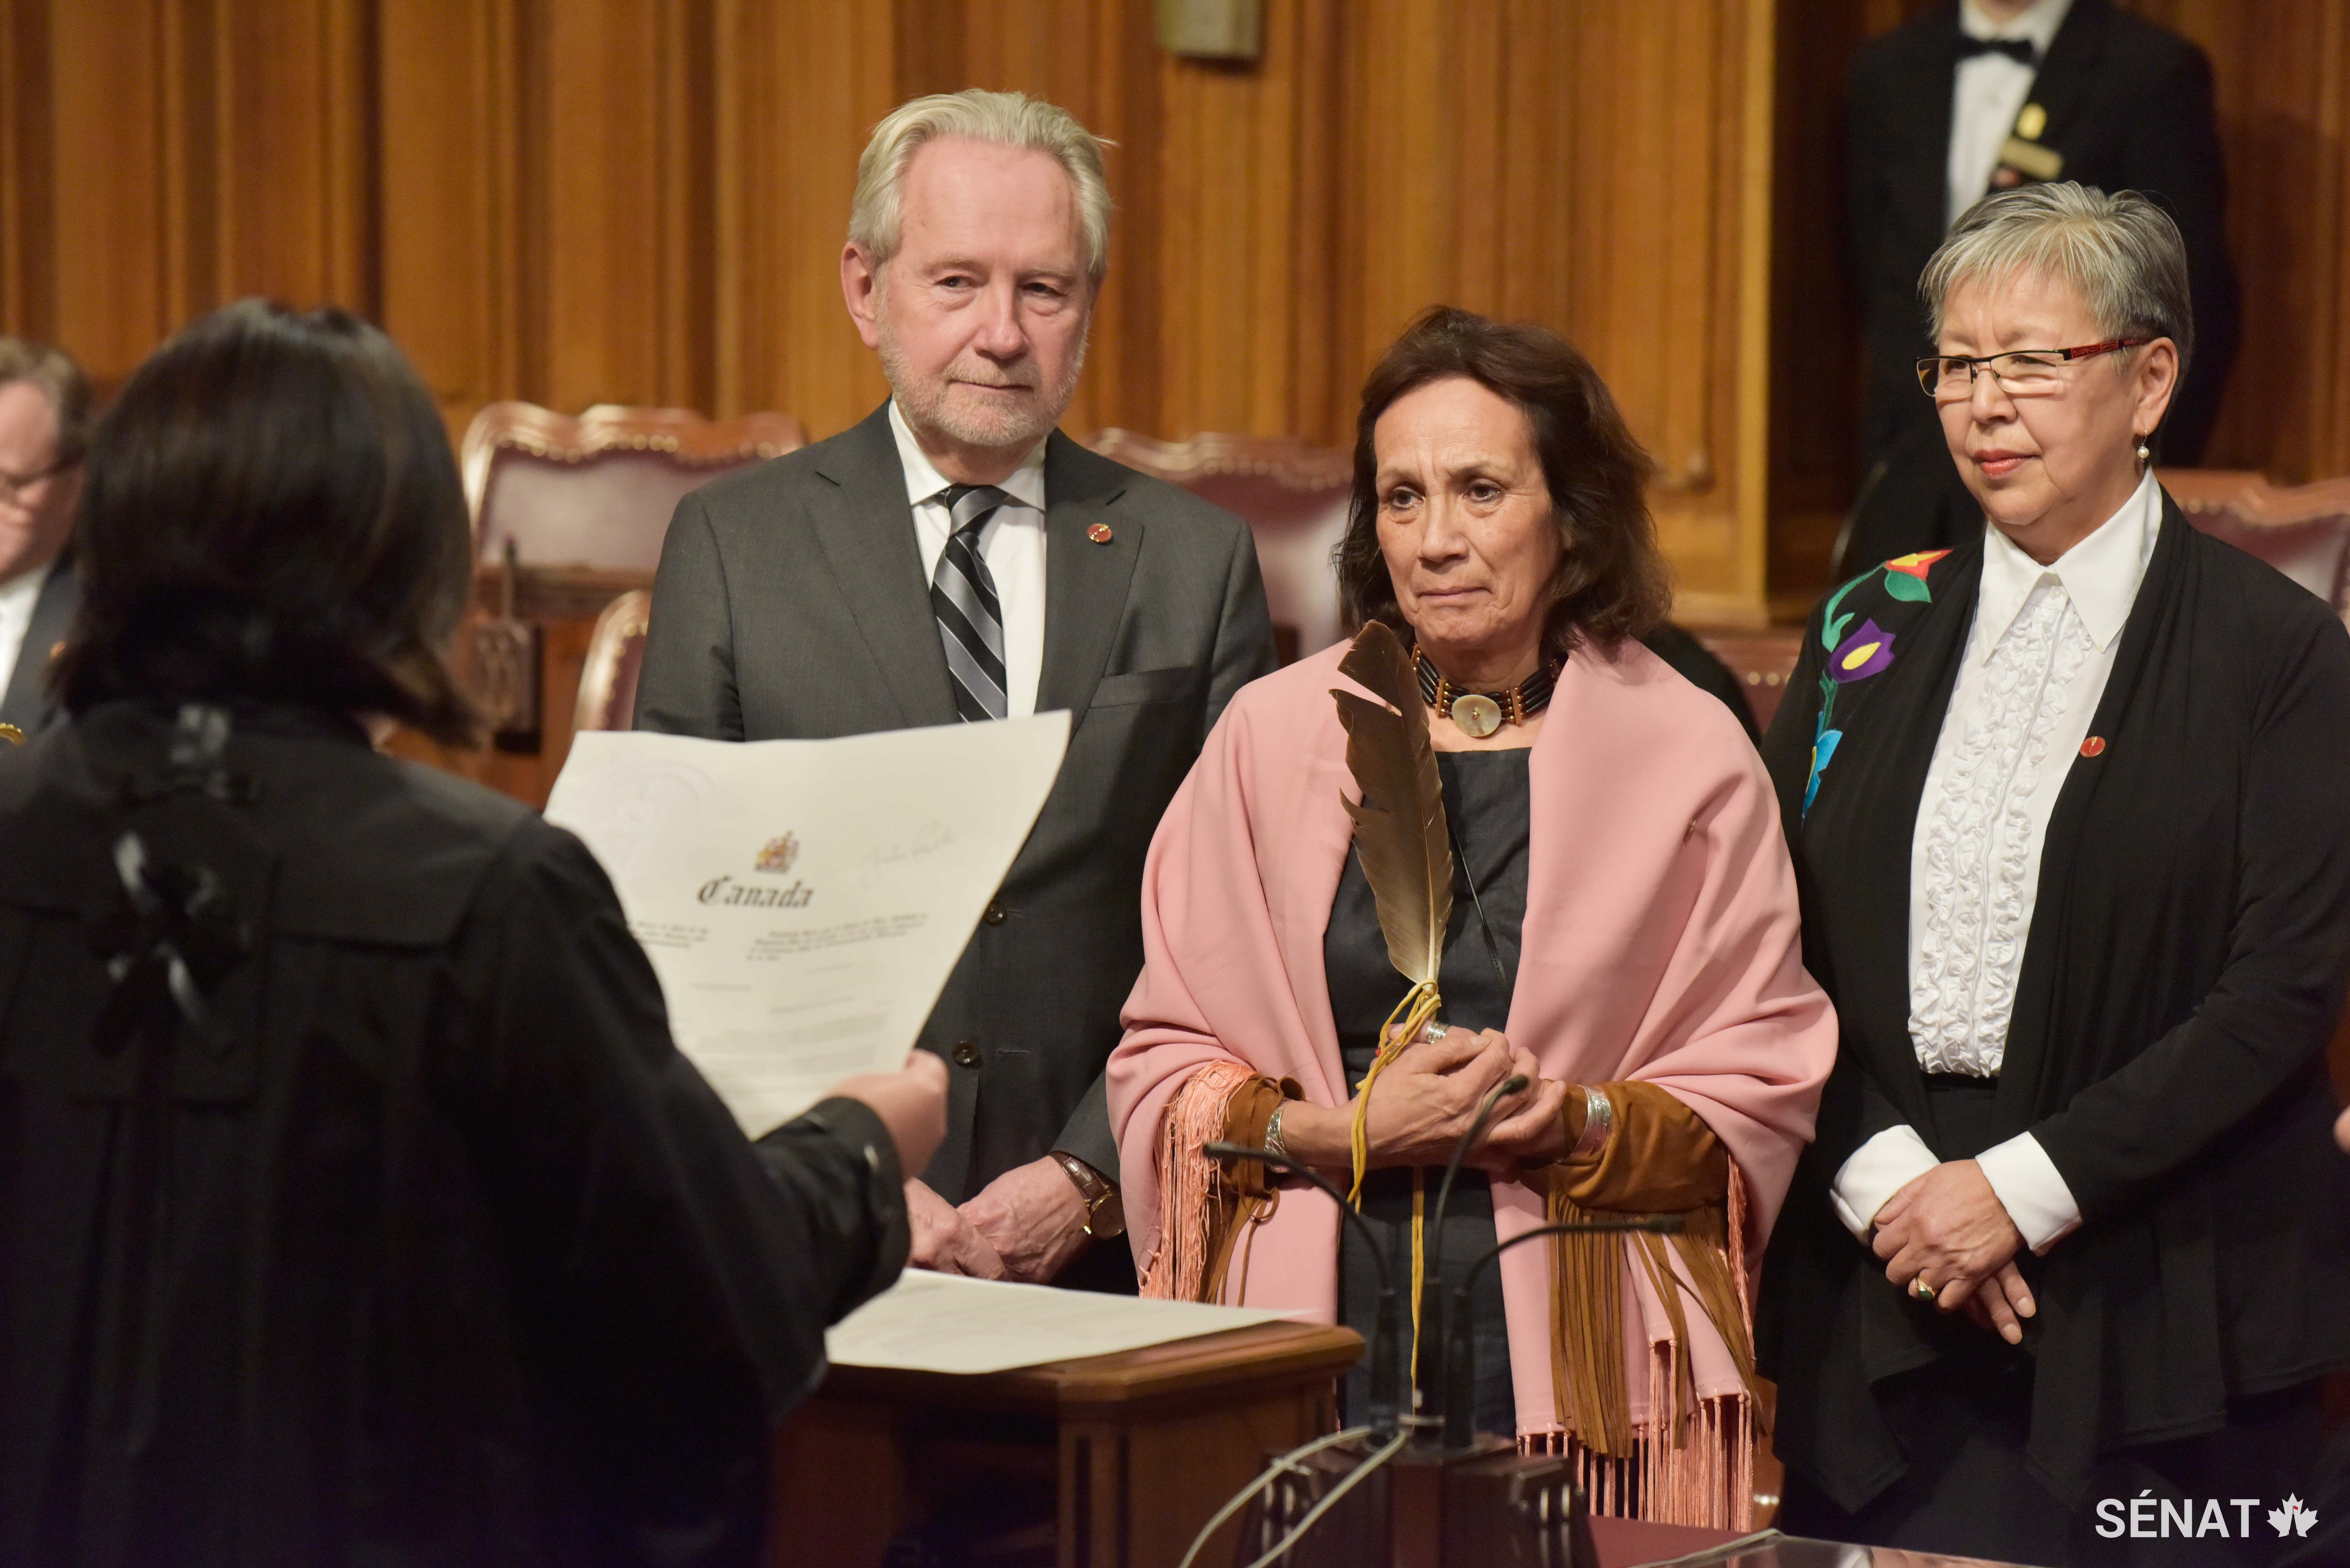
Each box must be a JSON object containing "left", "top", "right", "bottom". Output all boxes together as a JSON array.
[{"left": 770, "top": 1321, "right": 1362, "bottom": 1568}]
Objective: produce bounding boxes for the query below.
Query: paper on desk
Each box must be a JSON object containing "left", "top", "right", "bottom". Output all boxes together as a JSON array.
[
  {"left": 544, "top": 714, "right": 1070, "bottom": 1136},
  {"left": 826, "top": 1271, "right": 1288, "bottom": 1376}
]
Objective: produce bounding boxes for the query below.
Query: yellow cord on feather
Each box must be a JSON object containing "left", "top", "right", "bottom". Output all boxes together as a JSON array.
[
  {"left": 1410, "top": 1170, "right": 1427, "bottom": 1386},
  {"left": 1345, "top": 978, "right": 1442, "bottom": 1394},
  {"left": 1347, "top": 979, "right": 1442, "bottom": 1203}
]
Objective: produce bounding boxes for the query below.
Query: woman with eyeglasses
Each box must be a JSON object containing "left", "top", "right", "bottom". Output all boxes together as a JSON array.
[{"left": 1756, "top": 182, "right": 2350, "bottom": 1566}]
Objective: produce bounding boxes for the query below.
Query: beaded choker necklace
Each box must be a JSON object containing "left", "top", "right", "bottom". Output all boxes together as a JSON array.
[{"left": 1412, "top": 647, "right": 1555, "bottom": 738}]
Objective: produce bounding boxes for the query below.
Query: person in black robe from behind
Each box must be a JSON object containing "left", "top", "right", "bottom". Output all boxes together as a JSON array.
[{"left": 0, "top": 298, "right": 950, "bottom": 1568}]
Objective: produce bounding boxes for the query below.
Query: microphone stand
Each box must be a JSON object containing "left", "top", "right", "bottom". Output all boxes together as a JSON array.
[
  {"left": 1203, "top": 1142, "right": 1408, "bottom": 1441},
  {"left": 1440, "top": 1214, "right": 1685, "bottom": 1450},
  {"left": 1422, "top": 1074, "right": 1527, "bottom": 1446}
]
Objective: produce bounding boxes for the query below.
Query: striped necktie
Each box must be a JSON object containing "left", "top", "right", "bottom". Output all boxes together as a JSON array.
[{"left": 931, "top": 483, "right": 1010, "bottom": 722}]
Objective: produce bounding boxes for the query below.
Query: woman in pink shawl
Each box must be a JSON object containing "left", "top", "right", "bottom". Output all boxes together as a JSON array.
[{"left": 1107, "top": 308, "right": 1836, "bottom": 1530}]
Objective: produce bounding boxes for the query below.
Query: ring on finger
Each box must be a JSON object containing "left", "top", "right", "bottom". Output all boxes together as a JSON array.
[
  {"left": 1910, "top": 1275, "right": 1938, "bottom": 1303},
  {"left": 1426, "top": 1021, "right": 1449, "bottom": 1042}
]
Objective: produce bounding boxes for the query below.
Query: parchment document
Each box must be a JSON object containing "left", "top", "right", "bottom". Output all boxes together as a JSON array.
[
  {"left": 826, "top": 1272, "right": 1286, "bottom": 1375},
  {"left": 544, "top": 714, "right": 1070, "bottom": 1135}
]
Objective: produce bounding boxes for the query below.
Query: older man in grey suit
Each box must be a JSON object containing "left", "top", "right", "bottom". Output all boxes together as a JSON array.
[{"left": 635, "top": 90, "right": 1277, "bottom": 1290}]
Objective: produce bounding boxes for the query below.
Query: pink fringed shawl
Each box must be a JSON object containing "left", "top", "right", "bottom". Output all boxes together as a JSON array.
[{"left": 1107, "top": 639, "right": 1836, "bottom": 1523}]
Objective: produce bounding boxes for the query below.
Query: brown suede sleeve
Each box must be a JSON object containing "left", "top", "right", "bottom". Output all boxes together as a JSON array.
[
  {"left": 1216, "top": 1074, "right": 1292, "bottom": 1199},
  {"left": 1551, "top": 1080, "right": 1728, "bottom": 1212}
]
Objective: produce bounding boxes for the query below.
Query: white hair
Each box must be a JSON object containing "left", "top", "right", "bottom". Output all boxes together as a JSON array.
[
  {"left": 849, "top": 90, "right": 1111, "bottom": 284},
  {"left": 1921, "top": 182, "right": 2195, "bottom": 381}
]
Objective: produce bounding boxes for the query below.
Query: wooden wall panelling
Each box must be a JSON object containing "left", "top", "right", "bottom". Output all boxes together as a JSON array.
[
  {"left": 2131, "top": 0, "right": 2350, "bottom": 482},
  {"left": 4, "top": 0, "right": 1792, "bottom": 631},
  {"left": 536, "top": 0, "right": 688, "bottom": 414},
  {"left": 33, "top": 0, "right": 173, "bottom": 380},
  {"left": 0, "top": 0, "right": 57, "bottom": 344},
  {"left": 709, "top": 0, "right": 896, "bottom": 436},
  {"left": 378, "top": 0, "right": 525, "bottom": 427}
]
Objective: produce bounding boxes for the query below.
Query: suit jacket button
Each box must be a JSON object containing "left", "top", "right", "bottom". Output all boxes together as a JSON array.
[
  {"left": 982, "top": 901, "right": 1007, "bottom": 926},
  {"left": 951, "top": 1041, "right": 982, "bottom": 1068}
]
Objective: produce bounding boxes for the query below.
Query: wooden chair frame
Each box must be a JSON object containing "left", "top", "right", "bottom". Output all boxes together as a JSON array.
[
  {"left": 459, "top": 401, "right": 808, "bottom": 544},
  {"left": 1082, "top": 429, "right": 1352, "bottom": 492}
]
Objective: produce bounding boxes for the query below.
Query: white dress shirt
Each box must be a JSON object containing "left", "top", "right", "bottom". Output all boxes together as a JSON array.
[
  {"left": 889, "top": 400, "right": 1049, "bottom": 720},
  {"left": 0, "top": 559, "right": 52, "bottom": 700},
  {"left": 1831, "top": 469, "right": 2162, "bottom": 1254},
  {"left": 1946, "top": 0, "right": 2075, "bottom": 227}
]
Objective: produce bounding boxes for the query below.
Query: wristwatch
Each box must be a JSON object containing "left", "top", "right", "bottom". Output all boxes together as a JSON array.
[{"left": 1052, "top": 1151, "right": 1126, "bottom": 1241}]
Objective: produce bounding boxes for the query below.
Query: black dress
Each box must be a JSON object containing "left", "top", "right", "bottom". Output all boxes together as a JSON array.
[
  {"left": 0, "top": 702, "right": 911, "bottom": 1567},
  {"left": 1324, "top": 749, "right": 1530, "bottom": 1437}
]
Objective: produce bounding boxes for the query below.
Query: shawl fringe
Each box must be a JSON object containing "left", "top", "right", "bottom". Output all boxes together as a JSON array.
[
  {"left": 1139, "top": 1063, "right": 1277, "bottom": 1303},
  {"left": 1531, "top": 1163, "right": 1759, "bottom": 1529}
]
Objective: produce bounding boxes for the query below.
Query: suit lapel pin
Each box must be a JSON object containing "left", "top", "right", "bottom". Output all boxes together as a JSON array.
[
  {"left": 1087, "top": 522, "right": 1113, "bottom": 545},
  {"left": 2016, "top": 102, "right": 2047, "bottom": 141},
  {"left": 2081, "top": 735, "right": 2106, "bottom": 758}
]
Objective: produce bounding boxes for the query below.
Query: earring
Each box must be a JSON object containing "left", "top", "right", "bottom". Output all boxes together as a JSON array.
[{"left": 2135, "top": 437, "right": 2150, "bottom": 464}]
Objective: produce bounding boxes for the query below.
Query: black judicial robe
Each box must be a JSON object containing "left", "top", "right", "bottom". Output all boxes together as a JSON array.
[
  {"left": 0, "top": 703, "right": 910, "bottom": 1567},
  {"left": 1755, "top": 499, "right": 2350, "bottom": 1510}
]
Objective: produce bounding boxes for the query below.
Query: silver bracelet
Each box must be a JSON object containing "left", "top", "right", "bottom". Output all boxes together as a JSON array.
[
  {"left": 1263, "top": 1101, "right": 1289, "bottom": 1161},
  {"left": 1570, "top": 1086, "right": 1614, "bottom": 1160}
]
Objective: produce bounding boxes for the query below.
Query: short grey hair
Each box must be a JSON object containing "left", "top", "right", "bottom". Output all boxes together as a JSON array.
[
  {"left": 1922, "top": 182, "right": 2194, "bottom": 383},
  {"left": 849, "top": 90, "right": 1112, "bottom": 285},
  {"left": 0, "top": 335, "right": 93, "bottom": 466}
]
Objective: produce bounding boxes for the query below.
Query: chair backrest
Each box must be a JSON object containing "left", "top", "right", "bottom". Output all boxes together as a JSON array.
[
  {"left": 1086, "top": 430, "right": 1353, "bottom": 664},
  {"left": 463, "top": 402, "right": 808, "bottom": 573},
  {"left": 2160, "top": 469, "right": 2350, "bottom": 620},
  {"left": 1689, "top": 628, "right": 1803, "bottom": 733},
  {"left": 574, "top": 589, "right": 654, "bottom": 734}
]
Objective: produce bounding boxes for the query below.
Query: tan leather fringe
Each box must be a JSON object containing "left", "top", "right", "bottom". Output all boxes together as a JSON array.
[
  {"left": 1139, "top": 1061, "right": 1259, "bottom": 1301},
  {"left": 1533, "top": 1166, "right": 1759, "bottom": 1528},
  {"left": 1545, "top": 1190, "right": 1632, "bottom": 1457}
]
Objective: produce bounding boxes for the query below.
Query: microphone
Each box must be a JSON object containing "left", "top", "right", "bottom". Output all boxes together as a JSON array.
[
  {"left": 1422, "top": 1073, "right": 1529, "bottom": 1442},
  {"left": 1441, "top": 1213, "right": 1685, "bottom": 1450},
  {"left": 1204, "top": 1141, "right": 1408, "bottom": 1440}
]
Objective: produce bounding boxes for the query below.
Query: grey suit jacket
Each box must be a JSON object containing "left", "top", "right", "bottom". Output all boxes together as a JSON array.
[
  {"left": 634, "top": 404, "right": 1278, "bottom": 1204},
  {"left": 0, "top": 553, "right": 74, "bottom": 739}
]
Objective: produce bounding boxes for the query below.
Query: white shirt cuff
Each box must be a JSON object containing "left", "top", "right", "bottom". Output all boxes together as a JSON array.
[
  {"left": 1830, "top": 1124, "right": 1940, "bottom": 1240},
  {"left": 1974, "top": 1132, "right": 2083, "bottom": 1255}
]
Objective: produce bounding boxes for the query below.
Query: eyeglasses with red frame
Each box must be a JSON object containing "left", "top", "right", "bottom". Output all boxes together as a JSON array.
[{"left": 1916, "top": 338, "right": 2151, "bottom": 401}]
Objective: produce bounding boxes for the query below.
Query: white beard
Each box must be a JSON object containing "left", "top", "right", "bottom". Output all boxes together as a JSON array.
[{"left": 877, "top": 309, "right": 1088, "bottom": 456}]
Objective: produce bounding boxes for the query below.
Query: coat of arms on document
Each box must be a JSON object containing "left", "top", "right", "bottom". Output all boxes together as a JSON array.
[{"left": 756, "top": 834, "right": 800, "bottom": 874}]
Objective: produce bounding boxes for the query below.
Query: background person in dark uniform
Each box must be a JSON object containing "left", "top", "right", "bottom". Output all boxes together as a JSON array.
[
  {"left": 0, "top": 299, "right": 948, "bottom": 1568},
  {"left": 1840, "top": 0, "right": 2237, "bottom": 572}
]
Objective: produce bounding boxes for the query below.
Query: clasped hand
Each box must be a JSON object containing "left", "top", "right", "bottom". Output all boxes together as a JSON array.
[
  {"left": 1870, "top": 1159, "right": 2037, "bottom": 1344},
  {"left": 1279, "top": 1026, "right": 1567, "bottom": 1176}
]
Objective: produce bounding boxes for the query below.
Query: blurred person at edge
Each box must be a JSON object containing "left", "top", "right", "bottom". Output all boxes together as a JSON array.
[
  {"left": 0, "top": 336, "right": 91, "bottom": 736},
  {"left": 1759, "top": 184, "right": 2350, "bottom": 1567},
  {"left": 0, "top": 298, "right": 947, "bottom": 1568},
  {"left": 633, "top": 89, "right": 1278, "bottom": 1291}
]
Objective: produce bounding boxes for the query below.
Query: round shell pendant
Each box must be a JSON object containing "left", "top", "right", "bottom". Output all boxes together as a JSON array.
[{"left": 1449, "top": 692, "right": 1503, "bottom": 738}]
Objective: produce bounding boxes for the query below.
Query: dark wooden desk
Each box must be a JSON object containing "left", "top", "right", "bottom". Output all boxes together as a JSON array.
[{"left": 770, "top": 1321, "right": 1361, "bottom": 1568}]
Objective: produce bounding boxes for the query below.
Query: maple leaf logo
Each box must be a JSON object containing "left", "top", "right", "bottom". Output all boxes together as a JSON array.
[{"left": 2269, "top": 1496, "right": 2318, "bottom": 1537}]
